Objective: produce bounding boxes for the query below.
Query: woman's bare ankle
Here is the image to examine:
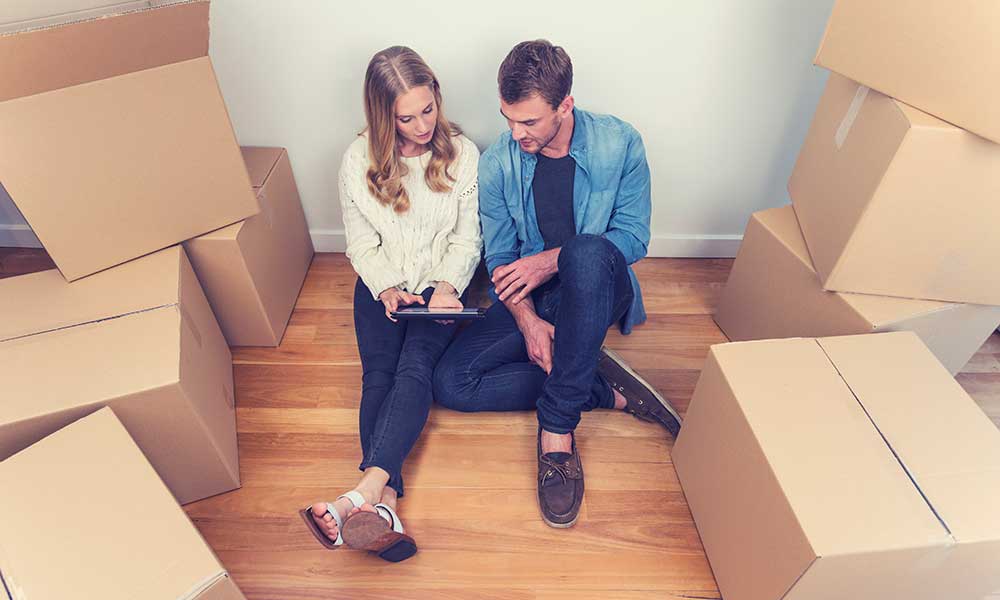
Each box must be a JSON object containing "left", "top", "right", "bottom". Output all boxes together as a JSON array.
[
  {"left": 355, "top": 467, "right": 391, "bottom": 505},
  {"left": 380, "top": 486, "right": 399, "bottom": 510}
]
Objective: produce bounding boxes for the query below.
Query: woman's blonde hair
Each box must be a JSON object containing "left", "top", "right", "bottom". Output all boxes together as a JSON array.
[{"left": 363, "top": 46, "right": 460, "bottom": 213}]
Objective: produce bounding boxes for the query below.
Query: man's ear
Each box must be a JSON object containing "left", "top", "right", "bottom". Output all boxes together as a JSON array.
[{"left": 558, "top": 95, "right": 575, "bottom": 117}]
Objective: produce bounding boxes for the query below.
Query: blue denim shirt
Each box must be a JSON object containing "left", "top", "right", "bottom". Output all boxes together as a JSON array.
[{"left": 479, "top": 107, "right": 650, "bottom": 334}]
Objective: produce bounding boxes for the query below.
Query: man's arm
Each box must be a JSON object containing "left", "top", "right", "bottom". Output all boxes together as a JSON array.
[
  {"left": 479, "top": 152, "right": 521, "bottom": 277},
  {"left": 492, "top": 247, "right": 559, "bottom": 304},
  {"left": 502, "top": 288, "right": 555, "bottom": 374},
  {"left": 602, "top": 126, "right": 652, "bottom": 265}
]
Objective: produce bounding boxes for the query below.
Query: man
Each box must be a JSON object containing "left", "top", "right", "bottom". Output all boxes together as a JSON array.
[{"left": 433, "top": 40, "right": 681, "bottom": 528}]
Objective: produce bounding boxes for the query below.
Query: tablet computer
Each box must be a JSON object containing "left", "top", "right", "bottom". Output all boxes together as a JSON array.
[{"left": 391, "top": 307, "right": 487, "bottom": 320}]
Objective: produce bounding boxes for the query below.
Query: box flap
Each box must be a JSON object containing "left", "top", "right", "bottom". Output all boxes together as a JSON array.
[
  {"left": 0, "top": 307, "right": 181, "bottom": 426},
  {"left": 0, "top": 56, "right": 259, "bottom": 281},
  {"left": 818, "top": 332, "right": 1000, "bottom": 543},
  {"left": 240, "top": 146, "right": 284, "bottom": 188},
  {"left": 0, "top": 246, "right": 182, "bottom": 342},
  {"left": 0, "top": 1, "right": 208, "bottom": 101},
  {"left": 894, "top": 100, "right": 953, "bottom": 130},
  {"left": 0, "top": 408, "right": 226, "bottom": 600},
  {"left": 754, "top": 206, "right": 953, "bottom": 327},
  {"left": 838, "top": 293, "right": 953, "bottom": 330},
  {"left": 712, "top": 337, "right": 951, "bottom": 556}
]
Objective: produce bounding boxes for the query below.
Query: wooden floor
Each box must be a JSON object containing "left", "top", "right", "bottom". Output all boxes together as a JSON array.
[{"left": 3, "top": 248, "right": 999, "bottom": 600}]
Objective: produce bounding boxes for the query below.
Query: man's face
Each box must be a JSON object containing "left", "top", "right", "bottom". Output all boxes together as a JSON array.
[{"left": 499, "top": 94, "right": 566, "bottom": 154}]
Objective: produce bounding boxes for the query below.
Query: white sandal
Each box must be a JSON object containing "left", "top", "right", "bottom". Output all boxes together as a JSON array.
[
  {"left": 341, "top": 501, "right": 418, "bottom": 562},
  {"left": 298, "top": 490, "right": 367, "bottom": 549}
]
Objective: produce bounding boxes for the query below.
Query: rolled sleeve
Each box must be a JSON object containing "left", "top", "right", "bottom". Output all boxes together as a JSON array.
[{"left": 601, "top": 127, "right": 651, "bottom": 265}]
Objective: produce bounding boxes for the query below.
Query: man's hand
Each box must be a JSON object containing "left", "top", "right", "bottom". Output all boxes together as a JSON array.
[
  {"left": 492, "top": 249, "right": 560, "bottom": 304},
  {"left": 378, "top": 288, "right": 425, "bottom": 322},
  {"left": 522, "top": 316, "right": 555, "bottom": 374},
  {"left": 428, "top": 282, "right": 462, "bottom": 325}
]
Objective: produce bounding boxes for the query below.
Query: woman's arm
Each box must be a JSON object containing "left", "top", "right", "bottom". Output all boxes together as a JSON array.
[
  {"left": 426, "top": 139, "right": 483, "bottom": 296},
  {"left": 339, "top": 148, "right": 407, "bottom": 299}
]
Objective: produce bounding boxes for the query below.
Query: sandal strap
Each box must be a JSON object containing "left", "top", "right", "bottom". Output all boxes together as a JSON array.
[
  {"left": 373, "top": 502, "right": 405, "bottom": 534},
  {"left": 320, "top": 502, "right": 345, "bottom": 547},
  {"left": 337, "top": 490, "right": 367, "bottom": 509}
]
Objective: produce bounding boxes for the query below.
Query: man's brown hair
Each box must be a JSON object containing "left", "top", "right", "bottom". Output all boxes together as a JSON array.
[{"left": 497, "top": 40, "right": 573, "bottom": 109}]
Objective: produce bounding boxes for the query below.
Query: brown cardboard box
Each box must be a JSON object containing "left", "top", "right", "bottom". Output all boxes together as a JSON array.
[
  {"left": 0, "top": 1, "right": 259, "bottom": 281},
  {"left": 715, "top": 206, "right": 1000, "bottom": 374},
  {"left": 0, "top": 246, "right": 239, "bottom": 505},
  {"left": 0, "top": 408, "right": 246, "bottom": 600},
  {"left": 788, "top": 72, "right": 1000, "bottom": 305},
  {"left": 673, "top": 332, "right": 1000, "bottom": 600},
  {"left": 184, "top": 147, "right": 314, "bottom": 346},
  {"left": 815, "top": 0, "right": 1000, "bottom": 144}
]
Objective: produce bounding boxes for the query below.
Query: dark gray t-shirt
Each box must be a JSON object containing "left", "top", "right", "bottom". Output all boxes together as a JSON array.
[{"left": 532, "top": 153, "right": 576, "bottom": 250}]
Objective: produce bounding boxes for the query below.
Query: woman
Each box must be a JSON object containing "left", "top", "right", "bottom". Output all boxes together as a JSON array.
[{"left": 299, "top": 46, "right": 481, "bottom": 562}]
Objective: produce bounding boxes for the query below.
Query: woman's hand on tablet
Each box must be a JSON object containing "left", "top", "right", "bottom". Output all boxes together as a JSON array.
[{"left": 379, "top": 288, "right": 425, "bottom": 322}]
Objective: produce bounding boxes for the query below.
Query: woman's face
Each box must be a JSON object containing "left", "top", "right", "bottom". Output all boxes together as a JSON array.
[{"left": 394, "top": 85, "right": 437, "bottom": 148}]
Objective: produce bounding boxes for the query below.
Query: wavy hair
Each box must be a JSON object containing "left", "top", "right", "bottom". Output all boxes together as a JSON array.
[{"left": 363, "top": 46, "right": 460, "bottom": 213}]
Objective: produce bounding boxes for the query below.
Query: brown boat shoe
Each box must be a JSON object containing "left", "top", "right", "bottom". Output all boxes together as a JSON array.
[
  {"left": 537, "top": 428, "right": 584, "bottom": 528},
  {"left": 598, "top": 346, "right": 682, "bottom": 438}
]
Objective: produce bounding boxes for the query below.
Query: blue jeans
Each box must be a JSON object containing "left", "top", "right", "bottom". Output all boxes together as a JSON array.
[
  {"left": 433, "top": 234, "right": 634, "bottom": 433},
  {"left": 354, "top": 278, "right": 461, "bottom": 496}
]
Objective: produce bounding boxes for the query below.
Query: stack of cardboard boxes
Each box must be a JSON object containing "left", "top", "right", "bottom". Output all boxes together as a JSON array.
[
  {"left": 0, "top": 2, "right": 314, "bottom": 598},
  {"left": 678, "top": 2, "right": 1000, "bottom": 600},
  {"left": 715, "top": 51, "right": 1000, "bottom": 372}
]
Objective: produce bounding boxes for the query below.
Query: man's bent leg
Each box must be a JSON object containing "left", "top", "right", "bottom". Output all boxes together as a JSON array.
[
  {"left": 534, "top": 234, "right": 633, "bottom": 529},
  {"left": 536, "top": 234, "right": 633, "bottom": 435}
]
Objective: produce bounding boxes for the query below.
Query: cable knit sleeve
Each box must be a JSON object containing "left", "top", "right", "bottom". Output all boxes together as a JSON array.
[
  {"left": 339, "top": 144, "right": 407, "bottom": 300},
  {"left": 426, "top": 137, "right": 483, "bottom": 296}
]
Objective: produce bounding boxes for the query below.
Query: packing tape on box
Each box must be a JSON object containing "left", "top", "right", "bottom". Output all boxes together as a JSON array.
[{"left": 834, "top": 84, "right": 870, "bottom": 149}]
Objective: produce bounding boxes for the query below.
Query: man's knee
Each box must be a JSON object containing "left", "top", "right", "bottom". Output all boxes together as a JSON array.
[{"left": 558, "top": 234, "right": 617, "bottom": 280}]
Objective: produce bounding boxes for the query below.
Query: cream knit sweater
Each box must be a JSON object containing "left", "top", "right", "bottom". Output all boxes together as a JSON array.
[{"left": 339, "top": 133, "right": 482, "bottom": 299}]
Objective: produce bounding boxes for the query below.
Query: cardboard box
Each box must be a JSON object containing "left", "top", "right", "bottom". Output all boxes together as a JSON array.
[
  {"left": 184, "top": 147, "right": 314, "bottom": 346},
  {"left": 0, "top": 246, "right": 239, "bottom": 505},
  {"left": 0, "top": 408, "right": 246, "bottom": 600},
  {"left": 788, "top": 72, "right": 1000, "bottom": 305},
  {"left": 0, "top": 0, "right": 259, "bottom": 281},
  {"left": 673, "top": 332, "right": 1000, "bottom": 600},
  {"left": 715, "top": 206, "right": 1000, "bottom": 374},
  {"left": 815, "top": 0, "right": 1000, "bottom": 144}
]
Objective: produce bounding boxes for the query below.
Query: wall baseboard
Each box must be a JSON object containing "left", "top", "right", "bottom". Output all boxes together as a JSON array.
[
  {"left": 312, "top": 230, "right": 742, "bottom": 258},
  {"left": 0, "top": 226, "right": 742, "bottom": 259}
]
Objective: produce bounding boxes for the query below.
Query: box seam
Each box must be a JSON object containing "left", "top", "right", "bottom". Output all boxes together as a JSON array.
[
  {"left": 813, "top": 339, "right": 955, "bottom": 539},
  {"left": 0, "top": 302, "right": 178, "bottom": 343}
]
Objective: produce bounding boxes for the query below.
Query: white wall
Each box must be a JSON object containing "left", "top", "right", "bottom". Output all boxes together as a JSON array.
[{"left": 0, "top": 0, "right": 836, "bottom": 256}]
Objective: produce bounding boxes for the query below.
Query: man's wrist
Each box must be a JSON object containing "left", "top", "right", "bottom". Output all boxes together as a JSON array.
[
  {"left": 545, "top": 248, "right": 561, "bottom": 275},
  {"left": 509, "top": 300, "right": 540, "bottom": 332}
]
